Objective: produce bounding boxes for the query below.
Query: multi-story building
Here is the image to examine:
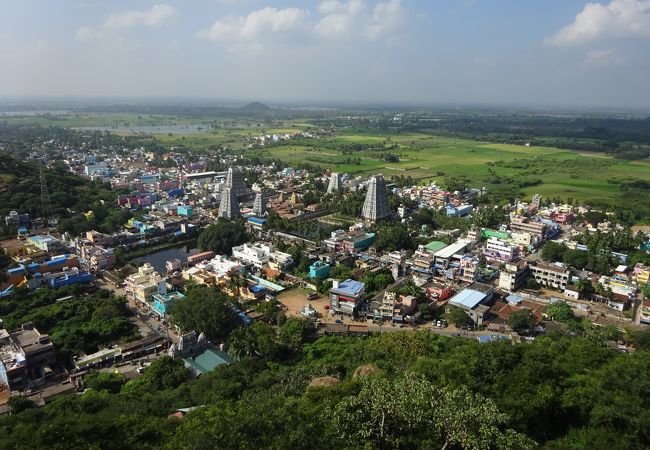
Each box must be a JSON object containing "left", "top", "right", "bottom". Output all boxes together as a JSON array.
[
  {"left": 529, "top": 262, "right": 570, "bottom": 289},
  {"left": 125, "top": 263, "right": 167, "bottom": 304},
  {"left": 0, "top": 322, "right": 56, "bottom": 390},
  {"left": 324, "top": 229, "right": 376, "bottom": 252},
  {"left": 498, "top": 258, "right": 529, "bottom": 291},
  {"left": 485, "top": 237, "right": 519, "bottom": 262},
  {"left": 411, "top": 245, "right": 436, "bottom": 274},
  {"left": 330, "top": 279, "right": 365, "bottom": 316},
  {"left": 231, "top": 243, "right": 293, "bottom": 271},
  {"left": 152, "top": 291, "right": 186, "bottom": 317},
  {"left": 510, "top": 215, "right": 547, "bottom": 239}
]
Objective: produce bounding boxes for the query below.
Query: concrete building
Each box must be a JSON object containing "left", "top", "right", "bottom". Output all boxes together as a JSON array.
[
  {"left": 0, "top": 322, "right": 56, "bottom": 390},
  {"left": 324, "top": 229, "right": 376, "bottom": 253},
  {"left": 361, "top": 175, "right": 391, "bottom": 222},
  {"left": 309, "top": 261, "right": 331, "bottom": 279},
  {"left": 27, "top": 235, "right": 63, "bottom": 253},
  {"left": 218, "top": 187, "right": 240, "bottom": 220},
  {"left": 330, "top": 279, "right": 365, "bottom": 316},
  {"left": 327, "top": 172, "right": 342, "bottom": 193},
  {"left": 510, "top": 216, "right": 547, "bottom": 239},
  {"left": 231, "top": 242, "right": 294, "bottom": 271},
  {"left": 447, "top": 282, "right": 494, "bottom": 326},
  {"left": 152, "top": 291, "right": 186, "bottom": 317},
  {"left": 530, "top": 262, "right": 570, "bottom": 289},
  {"left": 485, "top": 237, "right": 519, "bottom": 262},
  {"left": 125, "top": 263, "right": 167, "bottom": 305},
  {"left": 498, "top": 258, "right": 529, "bottom": 291}
]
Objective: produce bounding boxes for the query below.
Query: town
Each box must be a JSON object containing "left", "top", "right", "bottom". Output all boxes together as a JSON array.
[
  {"left": 2, "top": 0, "right": 650, "bottom": 447},
  {"left": 1, "top": 127, "right": 649, "bottom": 411}
]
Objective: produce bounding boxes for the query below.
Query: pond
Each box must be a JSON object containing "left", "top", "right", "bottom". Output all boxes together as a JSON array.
[{"left": 131, "top": 241, "right": 200, "bottom": 273}]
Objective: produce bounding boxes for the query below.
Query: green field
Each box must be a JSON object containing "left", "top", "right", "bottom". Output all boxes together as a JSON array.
[
  {"left": 248, "top": 132, "right": 650, "bottom": 203},
  {"left": 3, "top": 112, "right": 649, "bottom": 205}
]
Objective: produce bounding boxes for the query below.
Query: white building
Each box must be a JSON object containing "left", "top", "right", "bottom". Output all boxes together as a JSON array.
[
  {"left": 485, "top": 237, "right": 518, "bottom": 262},
  {"left": 231, "top": 243, "right": 294, "bottom": 271}
]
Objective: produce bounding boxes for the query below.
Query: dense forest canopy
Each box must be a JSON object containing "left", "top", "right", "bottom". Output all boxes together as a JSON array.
[{"left": 1, "top": 331, "right": 650, "bottom": 449}]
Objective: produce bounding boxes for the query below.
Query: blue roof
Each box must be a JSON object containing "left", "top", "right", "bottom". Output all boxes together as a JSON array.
[
  {"left": 449, "top": 288, "right": 488, "bottom": 309},
  {"left": 247, "top": 217, "right": 266, "bottom": 225},
  {"left": 333, "top": 279, "right": 364, "bottom": 296},
  {"left": 250, "top": 285, "right": 264, "bottom": 293}
]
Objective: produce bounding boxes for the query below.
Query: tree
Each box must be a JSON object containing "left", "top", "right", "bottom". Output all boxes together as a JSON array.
[
  {"left": 84, "top": 370, "right": 125, "bottom": 393},
  {"left": 432, "top": 386, "right": 536, "bottom": 450},
  {"left": 541, "top": 241, "right": 567, "bottom": 263},
  {"left": 507, "top": 310, "right": 536, "bottom": 332},
  {"left": 545, "top": 301, "right": 580, "bottom": 330},
  {"left": 122, "top": 356, "right": 189, "bottom": 394},
  {"left": 169, "top": 285, "right": 242, "bottom": 341},
  {"left": 197, "top": 218, "right": 249, "bottom": 255},
  {"left": 229, "top": 322, "right": 280, "bottom": 359},
  {"left": 279, "top": 317, "right": 311, "bottom": 352},
  {"left": 445, "top": 307, "right": 473, "bottom": 327},
  {"left": 7, "top": 396, "right": 34, "bottom": 414},
  {"left": 375, "top": 223, "right": 415, "bottom": 252}
]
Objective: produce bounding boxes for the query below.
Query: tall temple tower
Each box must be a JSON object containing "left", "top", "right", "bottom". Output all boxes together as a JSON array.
[
  {"left": 361, "top": 175, "right": 391, "bottom": 222},
  {"left": 252, "top": 192, "right": 266, "bottom": 216},
  {"left": 225, "top": 166, "right": 247, "bottom": 198},
  {"left": 218, "top": 187, "right": 240, "bottom": 219},
  {"left": 327, "top": 172, "right": 341, "bottom": 193}
]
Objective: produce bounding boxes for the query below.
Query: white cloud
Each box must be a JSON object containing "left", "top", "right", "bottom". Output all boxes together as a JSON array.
[
  {"left": 546, "top": 0, "right": 650, "bottom": 46},
  {"left": 198, "top": 1, "right": 406, "bottom": 45},
  {"left": 77, "top": 4, "right": 177, "bottom": 40},
  {"left": 365, "top": 0, "right": 405, "bottom": 39},
  {"left": 583, "top": 48, "right": 625, "bottom": 65},
  {"left": 197, "top": 7, "right": 310, "bottom": 42}
]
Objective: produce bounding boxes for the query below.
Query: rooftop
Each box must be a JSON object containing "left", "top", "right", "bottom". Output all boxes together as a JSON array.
[
  {"left": 434, "top": 240, "right": 469, "bottom": 259},
  {"left": 332, "top": 279, "right": 365, "bottom": 297},
  {"left": 448, "top": 284, "right": 493, "bottom": 310},
  {"left": 183, "top": 348, "right": 233, "bottom": 375}
]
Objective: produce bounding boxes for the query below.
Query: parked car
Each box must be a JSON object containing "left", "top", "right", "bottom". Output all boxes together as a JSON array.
[{"left": 307, "top": 293, "right": 319, "bottom": 300}]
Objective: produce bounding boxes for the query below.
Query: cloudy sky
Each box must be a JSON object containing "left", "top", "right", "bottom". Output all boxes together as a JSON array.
[{"left": 1, "top": 0, "right": 649, "bottom": 108}]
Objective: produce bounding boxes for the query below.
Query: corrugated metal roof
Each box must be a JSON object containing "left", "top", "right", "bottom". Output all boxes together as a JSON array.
[{"left": 449, "top": 288, "right": 488, "bottom": 309}]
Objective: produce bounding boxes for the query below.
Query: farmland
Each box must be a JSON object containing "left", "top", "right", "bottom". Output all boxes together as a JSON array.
[
  {"left": 248, "top": 132, "right": 650, "bottom": 204},
  {"left": 2, "top": 110, "right": 649, "bottom": 207}
]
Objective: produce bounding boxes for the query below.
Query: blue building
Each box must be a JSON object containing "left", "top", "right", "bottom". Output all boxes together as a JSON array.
[
  {"left": 309, "top": 261, "right": 331, "bottom": 279},
  {"left": 177, "top": 205, "right": 193, "bottom": 216},
  {"left": 50, "top": 270, "right": 92, "bottom": 288},
  {"left": 152, "top": 291, "right": 186, "bottom": 317}
]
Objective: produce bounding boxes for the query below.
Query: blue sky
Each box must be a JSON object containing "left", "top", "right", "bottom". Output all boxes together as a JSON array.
[{"left": 1, "top": 0, "right": 649, "bottom": 108}]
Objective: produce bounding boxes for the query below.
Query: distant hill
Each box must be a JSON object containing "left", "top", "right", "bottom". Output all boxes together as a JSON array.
[{"left": 239, "top": 101, "right": 271, "bottom": 112}]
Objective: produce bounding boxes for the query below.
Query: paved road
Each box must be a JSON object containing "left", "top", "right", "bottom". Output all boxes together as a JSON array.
[{"left": 93, "top": 278, "right": 179, "bottom": 343}]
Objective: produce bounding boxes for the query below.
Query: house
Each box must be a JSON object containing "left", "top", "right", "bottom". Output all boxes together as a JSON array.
[
  {"left": 529, "top": 262, "right": 570, "bottom": 289},
  {"left": 0, "top": 322, "right": 57, "bottom": 390},
  {"left": 445, "top": 204, "right": 473, "bottom": 217},
  {"left": 498, "top": 258, "right": 529, "bottom": 291},
  {"left": 309, "top": 261, "right": 331, "bottom": 279},
  {"left": 231, "top": 242, "right": 293, "bottom": 271},
  {"left": 330, "top": 279, "right": 365, "bottom": 316},
  {"left": 485, "top": 237, "right": 519, "bottom": 262},
  {"left": 27, "top": 235, "right": 64, "bottom": 253},
  {"left": 152, "top": 291, "right": 186, "bottom": 317},
  {"left": 447, "top": 282, "right": 494, "bottom": 326}
]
